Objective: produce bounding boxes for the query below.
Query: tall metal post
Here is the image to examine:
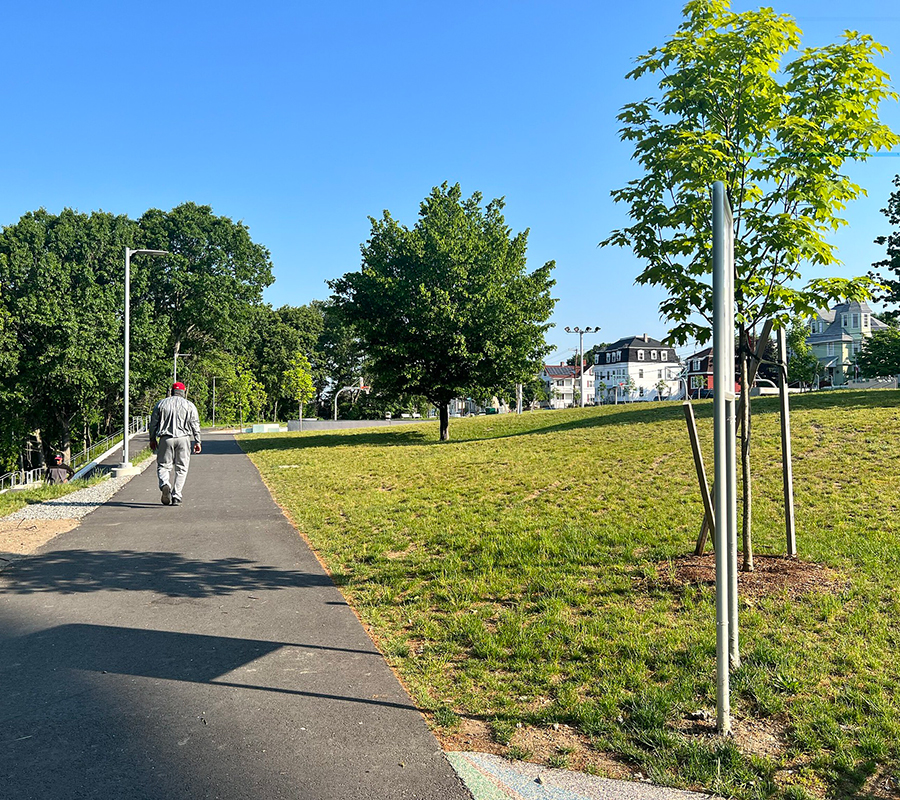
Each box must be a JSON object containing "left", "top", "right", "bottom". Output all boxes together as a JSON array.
[
  {"left": 113, "top": 248, "right": 169, "bottom": 478},
  {"left": 712, "top": 182, "right": 734, "bottom": 734},
  {"left": 123, "top": 247, "right": 132, "bottom": 468},
  {"left": 778, "top": 328, "right": 797, "bottom": 555}
]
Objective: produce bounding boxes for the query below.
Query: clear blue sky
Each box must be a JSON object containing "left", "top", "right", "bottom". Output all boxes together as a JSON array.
[{"left": 2, "top": 0, "right": 899, "bottom": 363}]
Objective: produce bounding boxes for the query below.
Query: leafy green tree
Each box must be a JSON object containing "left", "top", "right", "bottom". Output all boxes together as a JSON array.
[
  {"left": 330, "top": 183, "right": 556, "bottom": 441},
  {"left": 856, "top": 328, "right": 900, "bottom": 378},
  {"left": 0, "top": 209, "right": 138, "bottom": 459},
  {"left": 786, "top": 323, "right": 822, "bottom": 389},
  {"left": 137, "top": 202, "right": 275, "bottom": 367},
  {"left": 871, "top": 174, "right": 900, "bottom": 323},
  {"left": 602, "top": 0, "right": 898, "bottom": 568},
  {"left": 282, "top": 352, "right": 316, "bottom": 422}
]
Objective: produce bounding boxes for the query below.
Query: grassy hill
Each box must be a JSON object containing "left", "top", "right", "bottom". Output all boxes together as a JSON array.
[{"left": 240, "top": 391, "right": 900, "bottom": 800}]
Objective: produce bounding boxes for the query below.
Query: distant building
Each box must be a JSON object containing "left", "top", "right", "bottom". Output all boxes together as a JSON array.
[
  {"left": 805, "top": 300, "right": 889, "bottom": 386},
  {"left": 685, "top": 347, "right": 714, "bottom": 398},
  {"left": 540, "top": 362, "right": 595, "bottom": 408},
  {"left": 593, "top": 334, "right": 681, "bottom": 402}
]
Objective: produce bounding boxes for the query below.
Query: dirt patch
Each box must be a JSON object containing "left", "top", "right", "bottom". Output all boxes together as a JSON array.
[
  {"left": 676, "top": 710, "right": 788, "bottom": 762},
  {"left": 436, "top": 716, "right": 629, "bottom": 778},
  {"left": 0, "top": 518, "right": 79, "bottom": 558},
  {"left": 655, "top": 553, "right": 848, "bottom": 601}
]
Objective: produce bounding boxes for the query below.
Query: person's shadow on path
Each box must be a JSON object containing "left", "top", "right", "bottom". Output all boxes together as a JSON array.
[{"left": 0, "top": 549, "right": 333, "bottom": 596}]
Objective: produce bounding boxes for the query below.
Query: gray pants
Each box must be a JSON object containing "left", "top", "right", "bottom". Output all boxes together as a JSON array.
[{"left": 157, "top": 436, "right": 191, "bottom": 501}]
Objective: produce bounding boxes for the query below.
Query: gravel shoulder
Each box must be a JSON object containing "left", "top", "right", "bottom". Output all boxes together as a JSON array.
[{"left": 0, "top": 456, "right": 154, "bottom": 564}]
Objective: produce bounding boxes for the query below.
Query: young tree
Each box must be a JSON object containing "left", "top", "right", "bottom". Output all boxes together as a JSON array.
[
  {"left": 330, "top": 183, "right": 557, "bottom": 441},
  {"left": 282, "top": 352, "right": 316, "bottom": 423},
  {"left": 856, "top": 328, "right": 900, "bottom": 378},
  {"left": 602, "top": 0, "right": 897, "bottom": 567},
  {"left": 871, "top": 174, "right": 900, "bottom": 322}
]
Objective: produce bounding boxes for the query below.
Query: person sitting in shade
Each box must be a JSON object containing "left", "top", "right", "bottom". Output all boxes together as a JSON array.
[
  {"left": 46, "top": 453, "right": 75, "bottom": 485},
  {"left": 149, "top": 381, "right": 202, "bottom": 506}
]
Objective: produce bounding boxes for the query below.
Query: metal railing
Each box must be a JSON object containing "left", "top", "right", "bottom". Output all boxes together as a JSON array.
[{"left": 0, "top": 415, "right": 149, "bottom": 493}]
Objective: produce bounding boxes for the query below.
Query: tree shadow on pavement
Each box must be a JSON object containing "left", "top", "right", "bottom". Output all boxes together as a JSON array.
[{"left": 0, "top": 549, "right": 334, "bottom": 596}]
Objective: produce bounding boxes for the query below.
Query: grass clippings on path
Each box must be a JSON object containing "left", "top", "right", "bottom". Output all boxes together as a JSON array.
[{"left": 241, "top": 391, "right": 900, "bottom": 800}]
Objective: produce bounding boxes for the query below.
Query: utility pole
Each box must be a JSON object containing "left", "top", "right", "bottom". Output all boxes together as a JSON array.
[{"left": 564, "top": 326, "right": 601, "bottom": 407}]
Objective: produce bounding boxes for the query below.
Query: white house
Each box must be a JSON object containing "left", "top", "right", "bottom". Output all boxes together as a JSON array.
[
  {"left": 540, "top": 362, "right": 595, "bottom": 408},
  {"left": 593, "top": 334, "right": 682, "bottom": 402}
]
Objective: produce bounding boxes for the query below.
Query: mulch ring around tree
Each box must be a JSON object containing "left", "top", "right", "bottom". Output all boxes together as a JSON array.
[{"left": 654, "top": 553, "right": 849, "bottom": 601}]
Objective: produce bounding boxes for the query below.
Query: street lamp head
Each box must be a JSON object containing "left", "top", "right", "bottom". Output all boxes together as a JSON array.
[
  {"left": 132, "top": 249, "right": 170, "bottom": 256},
  {"left": 564, "top": 327, "right": 571, "bottom": 333}
]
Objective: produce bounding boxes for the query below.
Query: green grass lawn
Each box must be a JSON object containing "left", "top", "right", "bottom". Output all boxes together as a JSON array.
[{"left": 240, "top": 391, "right": 900, "bottom": 800}]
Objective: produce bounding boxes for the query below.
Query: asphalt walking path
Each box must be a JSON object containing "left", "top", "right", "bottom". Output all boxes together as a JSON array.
[{"left": 0, "top": 433, "right": 471, "bottom": 800}]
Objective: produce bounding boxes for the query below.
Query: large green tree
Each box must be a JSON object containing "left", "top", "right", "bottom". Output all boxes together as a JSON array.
[
  {"left": 0, "top": 209, "right": 138, "bottom": 461},
  {"left": 138, "top": 202, "right": 275, "bottom": 368},
  {"left": 871, "top": 174, "right": 900, "bottom": 322},
  {"left": 856, "top": 327, "right": 900, "bottom": 378},
  {"left": 330, "top": 183, "right": 556, "bottom": 440},
  {"left": 602, "top": 0, "right": 897, "bottom": 568}
]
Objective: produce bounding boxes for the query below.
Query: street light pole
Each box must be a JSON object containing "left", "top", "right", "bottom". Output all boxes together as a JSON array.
[
  {"left": 113, "top": 248, "right": 169, "bottom": 478},
  {"left": 212, "top": 376, "right": 225, "bottom": 428},
  {"left": 564, "top": 326, "right": 601, "bottom": 407}
]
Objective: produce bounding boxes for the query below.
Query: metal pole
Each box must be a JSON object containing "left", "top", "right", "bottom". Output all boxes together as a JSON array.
[
  {"left": 213, "top": 377, "right": 217, "bottom": 428},
  {"left": 123, "top": 248, "right": 132, "bottom": 467},
  {"left": 579, "top": 331, "right": 584, "bottom": 407},
  {"left": 712, "top": 181, "right": 732, "bottom": 735},
  {"left": 778, "top": 328, "right": 797, "bottom": 555}
]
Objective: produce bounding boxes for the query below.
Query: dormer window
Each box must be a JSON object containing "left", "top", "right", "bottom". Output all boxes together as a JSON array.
[
  {"left": 651, "top": 350, "right": 658, "bottom": 360},
  {"left": 852, "top": 313, "right": 859, "bottom": 328},
  {"left": 863, "top": 314, "right": 869, "bottom": 329},
  {"left": 661, "top": 351, "right": 668, "bottom": 361},
  {"left": 637, "top": 350, "right": 645, "bottom": 361}
]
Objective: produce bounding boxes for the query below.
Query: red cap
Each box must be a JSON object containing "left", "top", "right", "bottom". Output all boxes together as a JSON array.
[{"left": 172, "top": 382, "right": 186, "bottom": 391}]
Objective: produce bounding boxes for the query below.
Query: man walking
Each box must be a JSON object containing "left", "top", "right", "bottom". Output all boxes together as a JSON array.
[{"left": 149, "top": 382, "right": 202, "bottom": 506}]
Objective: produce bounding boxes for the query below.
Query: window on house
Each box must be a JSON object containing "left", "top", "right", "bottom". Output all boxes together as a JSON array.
[
  {"left": 637, "top": 350, "right": 645, "bottom": 361},
  {"left": 863, "top": 314, "right": 869, "bottom": 328},
  {"left": 693, "top": 359, "right": 701, "bottom": 371},
  {"left": 639, "top": 387, "right": 645, "bottom": 397},
  {"left": 661, "top": 351, "right": 668, "bottom": 361},
  {"left": 841, "top": 314, "right": 848, "bottom": 328},
  {"left": 658, "top": 371, "right": 662, "bottom": 379},
  {"left": 639, "top": 369, "right": 644, "bottom": 379},
  {"left": 810, "top": 320, "right": 816, "bottom": 333},
  {"left": 827, "top": 342, "right": 835, "bottom": 355},
  {"left": 852, "top": 313, "right": 859, "bottom": 328},
  {"left": 691, "top": 376, "right": 704, "bottom": 388},
  {"left": 651, "top": 350, "right": 658, "bottom": 360}
]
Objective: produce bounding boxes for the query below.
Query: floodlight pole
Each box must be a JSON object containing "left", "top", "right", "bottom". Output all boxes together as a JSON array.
[
  {"left": 565, "top": 326, "right": 601, "bottom": 407},
  {"left": 712, "top": 181, "right": 735, "bottom": 735},
  {"left": 114, "top": 247, "right": 169, "bottom": 477}
]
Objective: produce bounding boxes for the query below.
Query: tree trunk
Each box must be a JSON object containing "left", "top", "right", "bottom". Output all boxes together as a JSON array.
[
  {"left": 439, "top": 402, "right": 450, "bottom": 441},
  {"left": 273, "top": 400, "right": 279, "bottom": 424},
  {"left": 740, "top": 341, "right": 754, "bottom": 572}
]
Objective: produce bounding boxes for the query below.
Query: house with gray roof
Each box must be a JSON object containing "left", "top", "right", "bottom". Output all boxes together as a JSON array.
[
  {"left": 593, "top": 334, "right": 681, "bottom": 402},
  {"left": 805, "top": 300, "right": 889, "bottom": 386}
]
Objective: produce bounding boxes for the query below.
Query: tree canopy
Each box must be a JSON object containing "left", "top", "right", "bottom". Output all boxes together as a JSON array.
[
  {"left": 330, "top": 183, "right": 556, "bottom": 440},
  {"left": 871, "top": 174, "right": 900, "bottom": 322},
  {"left": 856, "top": 327, "right": 900, "bottom": 378},
  {"left": 602, "top": 0, "right": 898, "bottom": 345}
]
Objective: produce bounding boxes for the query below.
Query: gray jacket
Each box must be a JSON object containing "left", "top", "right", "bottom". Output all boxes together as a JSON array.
[{"left": 150, "top": 395, "right": 202, "bottom": 442}]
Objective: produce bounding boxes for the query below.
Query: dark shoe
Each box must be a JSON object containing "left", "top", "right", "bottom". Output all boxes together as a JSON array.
[
  {"left": 172, "top": 498, "right": 182, "bottom": 506},
  {"left": 161, "top": 485, "right": 171, "bottom": 505}
]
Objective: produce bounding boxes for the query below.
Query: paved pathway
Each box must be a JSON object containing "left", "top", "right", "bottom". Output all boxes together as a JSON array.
[{"left": 0, "top": 433, "right": 470, "bottom": 799}]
